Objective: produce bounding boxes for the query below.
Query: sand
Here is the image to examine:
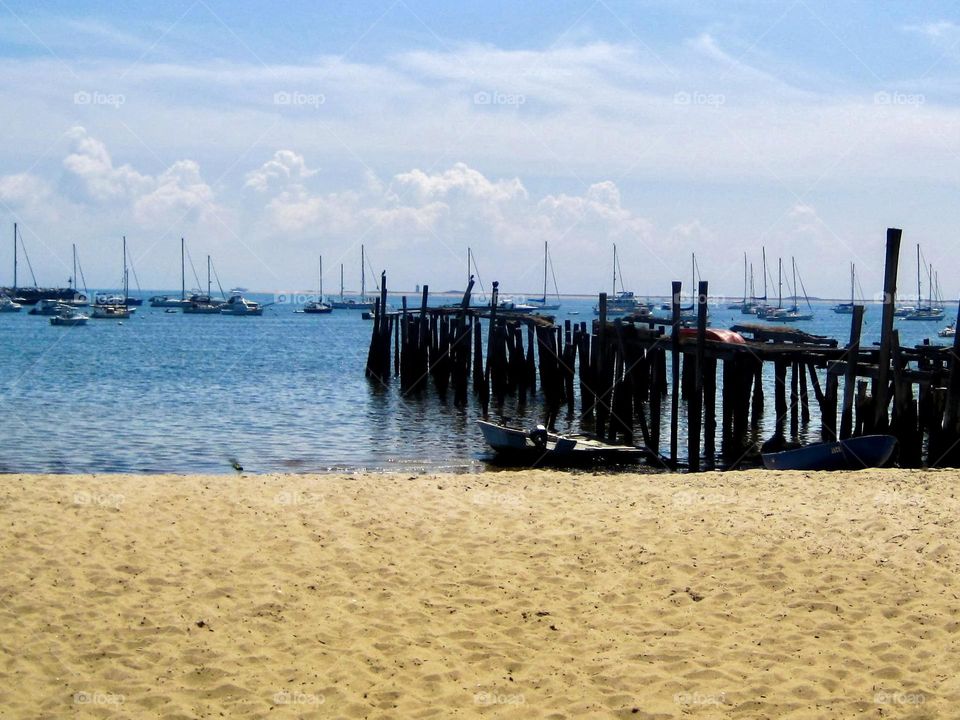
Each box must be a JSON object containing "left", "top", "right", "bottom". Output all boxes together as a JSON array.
[{"left": 0, "top": 468, "right": 957, "bottom": 719}]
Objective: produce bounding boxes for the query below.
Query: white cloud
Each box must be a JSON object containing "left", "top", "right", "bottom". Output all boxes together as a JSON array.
[
  {"left": 0, "top": 172, "right": 48, "bottom": 205},
  {"left": 62, "top": 126, "right": 152, "bottom": 202},
  {"left": 244, "top": 150, "right": 318, "bottom": 192}
]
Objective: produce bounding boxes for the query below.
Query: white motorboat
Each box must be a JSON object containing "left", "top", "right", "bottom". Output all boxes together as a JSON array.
[
  {"left": 221, "top": 294, "right": 264, "bottom": 316},
  {"left": 938, "top": 323, "right": 956, "bottom": 338},
  {"left": 49, "top": 306, "right": 88, "bottom": 326},
  {"left": 0, "top": 295, "right": 21, "bottom": 312}
]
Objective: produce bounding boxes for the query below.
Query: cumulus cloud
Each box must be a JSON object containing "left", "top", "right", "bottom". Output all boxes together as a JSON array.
[
  {"left": 0, "top": 172, "right": 48, "bottom": 205},
  {"left": 244, "top": 150, "right": 318, "bottom": 192},
  {"left": 62, "top": 126, "right": 152, "bottom": 202},
  {"left": 134, "top": 160, "right": 216, "bottom": 224}
]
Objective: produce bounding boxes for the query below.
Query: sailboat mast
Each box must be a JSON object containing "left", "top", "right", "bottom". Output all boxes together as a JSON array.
[
  {"left": 180, "top": 237, "right": 185, "bottom": 300},
  {"left": 340, "top": 263, "right": 344, "bottom": 301},
  {"left": 123, "top": 236, "right": 128, "bottom": 300},
  {"left": 778, "top": 258, "right": 783, "bottom": 308},
  {"left": 543, "top": 241, "right": 548, "bottom": 301},
  {"left": 916, "top": 244, "right": 921, "bottom": 305},
  {"left": 467, "top": 247, "right": 471, "bottom": 285},
  {"left": 12, "top": 222, "right": 16, "bottom": 291},
  {"left": 850, "top": 263, "right": 855, "bottom": 305},
  {"left": 72, "top": 243, "right": 77, "bottom": 291},
  {"left": 612, "top": 244, "right": 617, "bottom": 295},
  {"left": 750, "top": 262, "right": 755, "bottom": 300},
  {"left": 742, "top": 252, "right": 747, "bottom": 303},
  {"left": 319, "top": 256, "right": 323, "bottom": 299},
  {"left": 361, "top": 245, "right": 365, "bottom": 299},
  {"left": 762, "top": 247, "right": 768, "bottom": 302},
  {"left": 792, "top": 257, "right": 797, "bottom": 309},
  {"left": 207, "top": 255, "right": 211, "bottom": 296}
]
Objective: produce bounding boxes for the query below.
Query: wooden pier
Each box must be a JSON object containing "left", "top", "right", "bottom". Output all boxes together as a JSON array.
[{"left": 365, "top": 229, "right": 960, "bottom": 470}]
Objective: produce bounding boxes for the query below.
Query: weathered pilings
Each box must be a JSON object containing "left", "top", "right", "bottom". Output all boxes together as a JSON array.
[
  {"left": 669, "top": 282, "right": 682, "bottom": 466},
  {"left": 874, "top": 229, "right": 902, "bottom": 430},
  {"left": 687, "top": 281, "right": 708, "bottom": 472},
  {"left": 839, "top": 305, "right": 864, "bottom": 440},
  {"left": 370, "top": 231, "right": 959, "bottom": 470}
]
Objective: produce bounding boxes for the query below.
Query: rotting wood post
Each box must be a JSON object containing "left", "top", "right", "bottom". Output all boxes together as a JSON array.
[
  {"left": 799, "top": 359, "right": 810, "bottom": 424},
  {"left": 596, "top": 293, "right": 609, "bottom": 438},
  {"left": 823, "top": 372, "right": 839, "bottom": 442},
  {"left": 669, "top": 281, "right": 682, "bottom": 467},
  {"left": 874, "top": 228, "right": 902, "bottom": 431},
  {"left": 750, "top": 357, "right": 764, "bottom": 429},
  {"left": 649, "top": 347, "right": 662, "bottom": 455},
  {"left": 687, "top": 280, "right": 707, "bottom": 473},
  {"left": 938, "top": 297, "right": 960, "bottom": 464},
  {"left": 789, "top": 359, "right": 799, "bottom": 439},
  {"left": 703, "top": 356, "right": 717, "bottom": 467},
  {"left": 839, "top": 305, "right": 865, "bottom": 439},
  {"left": 774, "top": 360, "right": 788, "bottom": 437}
]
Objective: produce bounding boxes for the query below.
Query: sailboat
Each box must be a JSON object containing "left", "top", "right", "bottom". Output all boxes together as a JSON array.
[
  {"left": 758, "top": 258, "right": 789, "bottom": 321},
  {"left": 1, "top": 222, "right": 84, "bottom": 305},
  {"left": 528, "top": 241, "right": 561, "bottom": 311},
  {"left": 149, "top": 238, "right": 190, "bottom": 307},
  {"left": 330, "top": 245, "right": 376, "bottom": 310},
  {"left": 729, "top": 253, "right": 758, "bottom": 313},
  {"left": 28, "top": 244, "right": 90, "bottom": 314},
  {"left": 303, "top": 256, "right": 333, "bottom": 314},
  {"left": 92, "top": 237, "right": 133, "bottom": 319},
  {"left": 183, "top": 255, "right": 225, "bottom": 314},
  {"left": 663, "top": 254, "right": 704, "bottom": 321},
  {"left": 832, "top": 263, "right": 863, "bottom": 314},
  {"left": 743, "top": 248, "right": 770, "bottom": 315},
  {"left": 595, "top": 244, "right": 647, "bottom": 316},
  {"left": 771, "top": 258, "right": 814, "bottom": 322},
  {"left": 903, "top": 244, "right": 945, "bottom": 321}
]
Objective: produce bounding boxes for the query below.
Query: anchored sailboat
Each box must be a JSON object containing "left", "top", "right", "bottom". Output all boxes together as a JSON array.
[
  {"left": 529, "top": 241, "right": 561, "bottom": 311},
  {"left": 330, "top": 245, "right": 376, "bottom": 310},
  {"left": 303, "top": 256, "right": 333, "bottom": 314}
]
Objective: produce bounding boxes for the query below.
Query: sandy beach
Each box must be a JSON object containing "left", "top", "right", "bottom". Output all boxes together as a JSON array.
[{"left": 0, "top": 469, "right": 957, "bottom": 719}]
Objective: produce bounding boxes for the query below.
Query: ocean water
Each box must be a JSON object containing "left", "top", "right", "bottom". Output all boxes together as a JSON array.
[{"left": 0, "top": 294, "right": 954, "bottom": 474}]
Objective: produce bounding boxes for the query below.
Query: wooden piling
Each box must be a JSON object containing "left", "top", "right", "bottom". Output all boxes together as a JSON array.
[{"left": 874, "top": 228, "right": 902, "bottom": 431}]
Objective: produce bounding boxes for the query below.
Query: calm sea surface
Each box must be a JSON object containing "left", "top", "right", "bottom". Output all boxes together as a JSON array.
[{"left": 0, "top": 294, "right": 954, "bottom": 474}]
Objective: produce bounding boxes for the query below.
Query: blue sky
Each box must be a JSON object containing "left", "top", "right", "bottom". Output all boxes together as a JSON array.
[{"left": 0, "top": 0, "right": 958, "bottom": 298}]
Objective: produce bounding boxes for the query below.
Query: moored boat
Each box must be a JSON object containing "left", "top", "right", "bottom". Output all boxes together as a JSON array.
[
  {"left": 221, "top": 294, "right": 264, "bottom": 316},
  {"left": 49, "top": 306, "right": 89, "bottom": 326},
  {"left": 0, "top": 295, "right": 22, "bottom": 312},
  {"left": 761, "top": 434, "right": 897, "bottom": 471},
  {"left": 477, "top": 419, "right": 651, "bottom": 466}
]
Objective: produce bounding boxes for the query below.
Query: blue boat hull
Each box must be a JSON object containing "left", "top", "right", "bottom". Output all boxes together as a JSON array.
[{"left": 762, "top": 435, "right": 897, "bottom": 471}]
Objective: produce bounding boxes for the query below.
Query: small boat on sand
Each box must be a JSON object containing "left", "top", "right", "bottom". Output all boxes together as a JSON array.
[
  {"left": 478, "top": 420, "right": 651, "bottom": 466},
  {"left": 761, "top": 434, "right": 897, "bottom": 471}
]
